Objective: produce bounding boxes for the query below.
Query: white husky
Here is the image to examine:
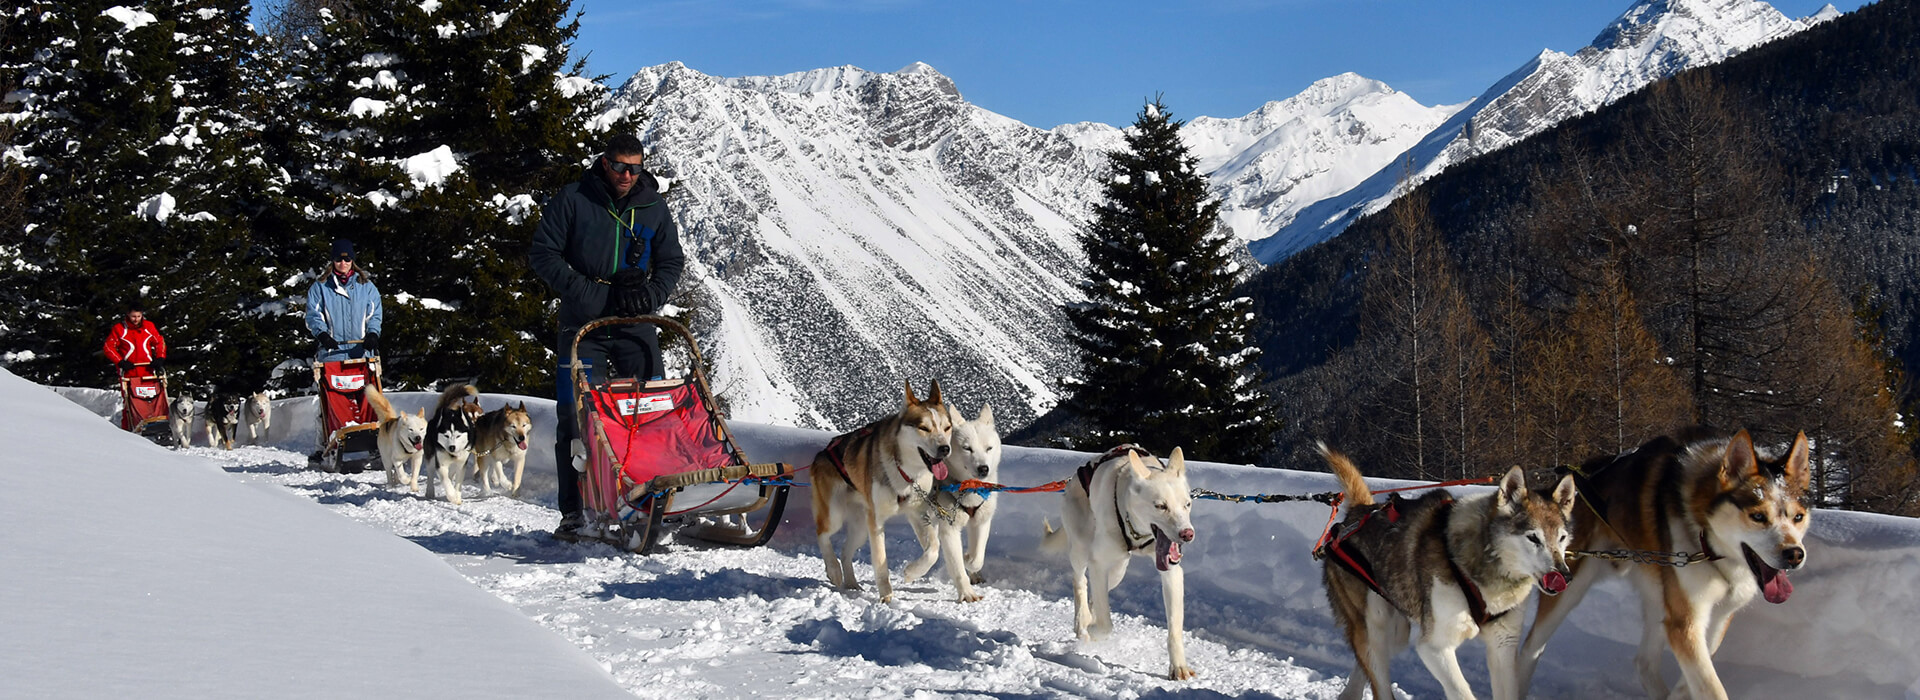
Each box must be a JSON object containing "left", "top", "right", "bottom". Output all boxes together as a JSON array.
[
  {"left": 903, "top": 403, "right": 1001, "bottom": 602},
  {"left": 242, "top": 392, "right": 271, "bottom": 445},
  {"left": 1042, "top": 446, "right": 1198, "bottom": 680},
  {"left": 362, "top": 383, "right": 427, "bottom": 489},
  {"left": 168, "top": 394, "right": 194, "bottom": 448}
]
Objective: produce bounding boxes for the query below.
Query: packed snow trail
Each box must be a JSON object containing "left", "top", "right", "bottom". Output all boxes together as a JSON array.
[{"left": 195, "top": 444, "right": 1347, "bottom": 699}]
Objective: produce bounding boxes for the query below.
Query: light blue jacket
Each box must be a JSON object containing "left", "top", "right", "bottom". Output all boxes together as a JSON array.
[{"left": 305, "top": 268, "right": 383, "bottom": 362}]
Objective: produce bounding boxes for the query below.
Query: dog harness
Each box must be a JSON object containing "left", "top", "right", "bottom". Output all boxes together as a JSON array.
[
  {"left": 1326, "top": 496, "right": 1506, "bottom": 626},
  {"left": 822, "top": 425, "right": 873, "bottom": 490},
  {"left": 1077, "top": 444, "right": 1158, "bottom": 553}
]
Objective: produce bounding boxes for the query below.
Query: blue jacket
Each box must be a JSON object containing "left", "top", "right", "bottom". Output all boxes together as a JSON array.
[{"left": 305, "top": 268, "right": 383, "bottom": 362}]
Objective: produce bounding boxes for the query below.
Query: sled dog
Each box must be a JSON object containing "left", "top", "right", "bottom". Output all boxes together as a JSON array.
[
  {"left": 362, "top": 382, "right": 428, "bottom": 489},
  {"left": 242, "top": 392, "right": 271, "bottom": 445},
  {"left": 472, "top": 401, "right": 533, "bottom": 498},
  {"left": 204, "top": 395, "right": 241, "bottom": 450},
  {"left": 168, "top": 394, "right": 194, "bottom": 448},
  {"left": 415, "top": 384, "right": 480, "bottom": 505},
  {"left": 1517, "top": 430, "right": 1811, "bottom": 700},
  {"left": 1040, "top": 445, "right": 1198, "bottom": 680},
  {"left": 810, "top": 379, "right": 954, "bottom": 603},
  {"left": 903, "top": 402, "right": 1001, "bottom": 602},
  {"left": 1317, "top": 444, "right": 1575, "bottom": 700}
]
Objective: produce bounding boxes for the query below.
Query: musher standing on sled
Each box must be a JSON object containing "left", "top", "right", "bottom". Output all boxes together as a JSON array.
[
  {"left": 104, "top": 302, "right": 169, "bottom": 431},
  {"left": 305, "top": 239, "right": 384, "bottom": 462},
  {"left": 530, "top": 133, "right": 685, "bottom": 541}
]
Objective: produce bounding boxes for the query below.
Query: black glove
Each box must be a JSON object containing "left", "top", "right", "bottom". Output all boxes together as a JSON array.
[
  {"left": 361, "top": 331, "right": 380, "bottom": 353},
  {"left": 116, "top": 360, "right": 134, "bottom": 373},
  {"left": 317, "top": 334, "right": 340, "bottom": 351},
  {"left": 149, "top": 357, "right": 164, "bottom": 372},
  {"left": 610, "top": 269, "right": 652, "bottom": 316}
]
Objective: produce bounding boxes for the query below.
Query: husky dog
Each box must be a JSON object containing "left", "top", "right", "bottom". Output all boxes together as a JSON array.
[
  {"left": 1517, "top": 430, "right": 1811, "bottom": 700},
  {"left": 1318, "top": 444, "right": 1575, "bottom": 700},
  {"left": 1041, "top": 446, "right": 1197, "bottom": 681},
  {"left": 810, "top": 379, "right": 954, "bottom": 603},
  {"left": 415, "top": 384, "right": 480, "bottom": 505},
  {"left": 472, "top": 402, "right": 533, "bottom": 498},
  {"left": 903, "top": 403, "right": 1001, "bottom": 602},
  {"left": 168, "top": 394, "right": 194, "bottom": 448},
  {"left": 204, "top": 395, "right": 241, "bottom": 450},
  {"left": 362, "top": 382, "right": 428, "bottom": 489},
  {"left": 242, "top": 392, "right": 271, "bottom": 445}
]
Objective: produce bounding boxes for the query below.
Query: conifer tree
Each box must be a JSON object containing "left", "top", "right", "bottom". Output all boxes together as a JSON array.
[
  {"left": 277, "top": 0, "right": 640, "bottom": 394},
  {"left": 0, "top": 0, "right": 287, "bottom": 393},
  {"left": 1061, "top": 97, "right": 1276, "bottom": 462}
]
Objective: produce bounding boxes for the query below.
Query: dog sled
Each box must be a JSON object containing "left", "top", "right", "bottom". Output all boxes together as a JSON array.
[
  {"left": 117, "top": 364, "right": 174, "bottom": 446},
  {"left": 567, "top": 316, "right": 793, "bottom": 554},
  {"left": 309, "top": 354, "right": 383, "bottom": 473}
]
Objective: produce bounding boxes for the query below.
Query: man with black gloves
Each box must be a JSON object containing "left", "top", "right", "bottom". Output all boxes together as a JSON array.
[
  {"left": 530, "top": 133, "right": 686, "bottom": 541},
  {"left": 104, "top": 303, "right": 167, "bottom": 379}
]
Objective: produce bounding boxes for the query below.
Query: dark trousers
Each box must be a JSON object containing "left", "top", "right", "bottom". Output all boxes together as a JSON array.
[{"left": 554, "top": 325, "right": 661, "bottom": 516}]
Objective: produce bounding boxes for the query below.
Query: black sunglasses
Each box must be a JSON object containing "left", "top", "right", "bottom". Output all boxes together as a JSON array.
[
  {"left": 335, "top": 255, "right": 353, "bottom": 262},
  {"left": 606, "top": 160, "right": 645, "bottom": 176}
]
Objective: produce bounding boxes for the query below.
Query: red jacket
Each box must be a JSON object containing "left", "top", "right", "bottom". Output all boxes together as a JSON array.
[{"left": 104, "top": 319, "right": 167, "bottom": 372}]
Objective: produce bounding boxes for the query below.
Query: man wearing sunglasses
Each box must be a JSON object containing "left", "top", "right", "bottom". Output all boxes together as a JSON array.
[{"left": 530, "top": 133, "right": 686, "bottom": 541}]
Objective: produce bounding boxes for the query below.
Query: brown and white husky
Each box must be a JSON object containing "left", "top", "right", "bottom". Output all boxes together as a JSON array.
[{"left": 810, "top": 379, "right": 954, "bottom": 604}]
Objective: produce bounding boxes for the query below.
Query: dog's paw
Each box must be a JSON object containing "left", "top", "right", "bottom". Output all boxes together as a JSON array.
[
  {"left": 1168, "top": 664, "right": 1197, "bottom": 681},
  {"left": 969, "top": 571, "right": 986, "bottom": 585},
  {"left": 1088, "top": 622, "right": 1112, "bottom": 641},
  {"left": 956, "top": 590, "right": 983, "bottom": 603}
]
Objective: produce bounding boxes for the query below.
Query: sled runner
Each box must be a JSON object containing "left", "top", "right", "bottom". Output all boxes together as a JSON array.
[
  {"left": 566, "top": 316, "right": 792, "bottom": 554},
  {"left": 117, "top": 364, "right": 173, "bottom": 446},
  {"left": 310, "top": 355, "right": 382, "bottom": 473}
]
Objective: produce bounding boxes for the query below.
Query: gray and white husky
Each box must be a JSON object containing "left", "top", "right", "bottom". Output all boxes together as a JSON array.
[
  {"left": 1041, "top": 445, "right": 1197, "bottom": 680},
  {"left": 903, "top": 403, "right": 1001, "bottom": 602},
  {"left": 1317, "top": 444, "right": 1576, "bottom": 700},
  {"left": 168, "top": 394, "right": 195, "bottom": 448}
]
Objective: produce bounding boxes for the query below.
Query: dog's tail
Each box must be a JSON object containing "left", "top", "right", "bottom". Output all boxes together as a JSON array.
[
  {"left": 434, "top": 383, "right": 480, "bottom": 414},
  {"left": 1039, "top": 519, "right": 1069, "bottom": 554},
  {"left": 1317, "top": 441, "right": 1374, "bottom": 507},
  {"left": 364, "top": 382, "right": 396, "bottom": 422}
]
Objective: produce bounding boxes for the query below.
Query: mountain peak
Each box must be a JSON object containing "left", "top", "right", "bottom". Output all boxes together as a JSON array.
[{"left": 1591, "top": 0, "right": 1798, "bottom": 54}]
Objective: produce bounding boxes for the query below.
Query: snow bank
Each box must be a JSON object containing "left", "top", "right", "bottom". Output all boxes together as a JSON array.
[{"left": 7, "top": 371, "right": 629, "bottom": 699}]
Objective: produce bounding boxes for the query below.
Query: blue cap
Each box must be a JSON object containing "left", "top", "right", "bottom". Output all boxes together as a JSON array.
[{"left": 330, "top": 239, "right": 355, "bottom": 260}]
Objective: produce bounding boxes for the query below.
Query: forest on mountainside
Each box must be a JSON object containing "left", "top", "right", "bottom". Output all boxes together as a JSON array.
[{"left": 1245, "top": 0, "right": 1920, "bottom": 514}]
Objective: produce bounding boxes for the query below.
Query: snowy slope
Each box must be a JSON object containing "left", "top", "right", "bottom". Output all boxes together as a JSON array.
[
  {"left": 619, "top": 61, "right": 1454, "bottom": 434},
  {"left": 32, "top": 372, "right": 1920, "bottom": 698},
  {"left": 1252, "top": 0, "right": 1817, "bottom": 262}
]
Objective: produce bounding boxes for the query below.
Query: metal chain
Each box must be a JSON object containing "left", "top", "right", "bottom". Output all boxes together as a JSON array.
[{"left": 1566, "top": 548, "right": 1715, "bottom": 567}]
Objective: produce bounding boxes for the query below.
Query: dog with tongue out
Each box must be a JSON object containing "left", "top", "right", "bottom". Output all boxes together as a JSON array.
[
  {"left": 1317, "top": 445, "right": 1578, "bottom": 700},
  {"left": 1519, "top": 429, "right": 1812, "bottom": 700}
]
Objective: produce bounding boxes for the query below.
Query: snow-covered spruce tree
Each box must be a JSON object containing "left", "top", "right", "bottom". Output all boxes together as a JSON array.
[
  {"left": 276, "top": 0, "right": 640, "bottom": 394},
  {"left": 1060, "top": 97, "right": 1277, "bottom": 463},
  {"left": 0, "top": 0, "right": 289, "bottom": 393}
]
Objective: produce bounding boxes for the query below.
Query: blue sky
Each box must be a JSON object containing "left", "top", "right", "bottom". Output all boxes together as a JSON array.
[{"left": 567, "top": 0, "right": 1865, "bottom": 129}]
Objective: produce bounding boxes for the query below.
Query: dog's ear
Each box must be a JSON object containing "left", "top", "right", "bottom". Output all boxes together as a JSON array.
[
  {"left": 903, "top": 379, "right": 920, "bottom": 407},
  {"left": 977, "top": 403, "right": 994, "bottom": 428},
  {"left": 1126, "top": 450, "right": 1152, "bottom": 480},
  {"left": 1552, "top": 473, "right": 1577, "bottom": 515},
  {"left": 416, "top": 408, "right": 426, "bottom": 418},
  {"left": 517, "top": 401, "right": 527, "bottom": 412},
  {"left": 1721, "top": 430, "right": 1759, "bottom": 485},
  {"left": 1497, "top": 465, "right": 1527, "bottom": 513},
  {"left": 928, "top": 378, "right": 944, "bottom": 406},
  {"left": 1783, "top": 431, "right": 1811, "bottom": 495},
  {"left": 1166, "top": 446, "right": 1185, "bottom": 478}
]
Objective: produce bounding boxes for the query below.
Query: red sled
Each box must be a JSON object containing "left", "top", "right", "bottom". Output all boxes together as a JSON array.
[
  {"left": 308, "top": 357, "right": 382, "bottom": 473},
  {"left": 568, "top": 316, "right": 792, "bottom": 554},
  {"left": 118, "top": 370, "right": 174, "bottom": 446}
]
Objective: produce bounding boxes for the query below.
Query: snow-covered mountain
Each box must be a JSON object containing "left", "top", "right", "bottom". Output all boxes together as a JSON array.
[
  {"left": 1250, "top": 0, "right": 1826, "bottom": 262},
  {"left": 616, "top": 0, "right": 1833, "bottom": 431},
  {"left": 620, "top": 64, "right": 1454, "bottom": 431}
]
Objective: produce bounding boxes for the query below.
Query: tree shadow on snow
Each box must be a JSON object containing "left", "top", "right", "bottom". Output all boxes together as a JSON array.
[
  {"left": 595, "top": 568, "right": 817, "bottom": 603},
  {"left": 780, "top": 614, "right": 1022, "bottom": 671}
]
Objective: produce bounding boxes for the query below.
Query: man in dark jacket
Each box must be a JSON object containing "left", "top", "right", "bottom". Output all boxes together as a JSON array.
[{"left": 530, "top": 133, "right": 686, "bottom": 540}]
